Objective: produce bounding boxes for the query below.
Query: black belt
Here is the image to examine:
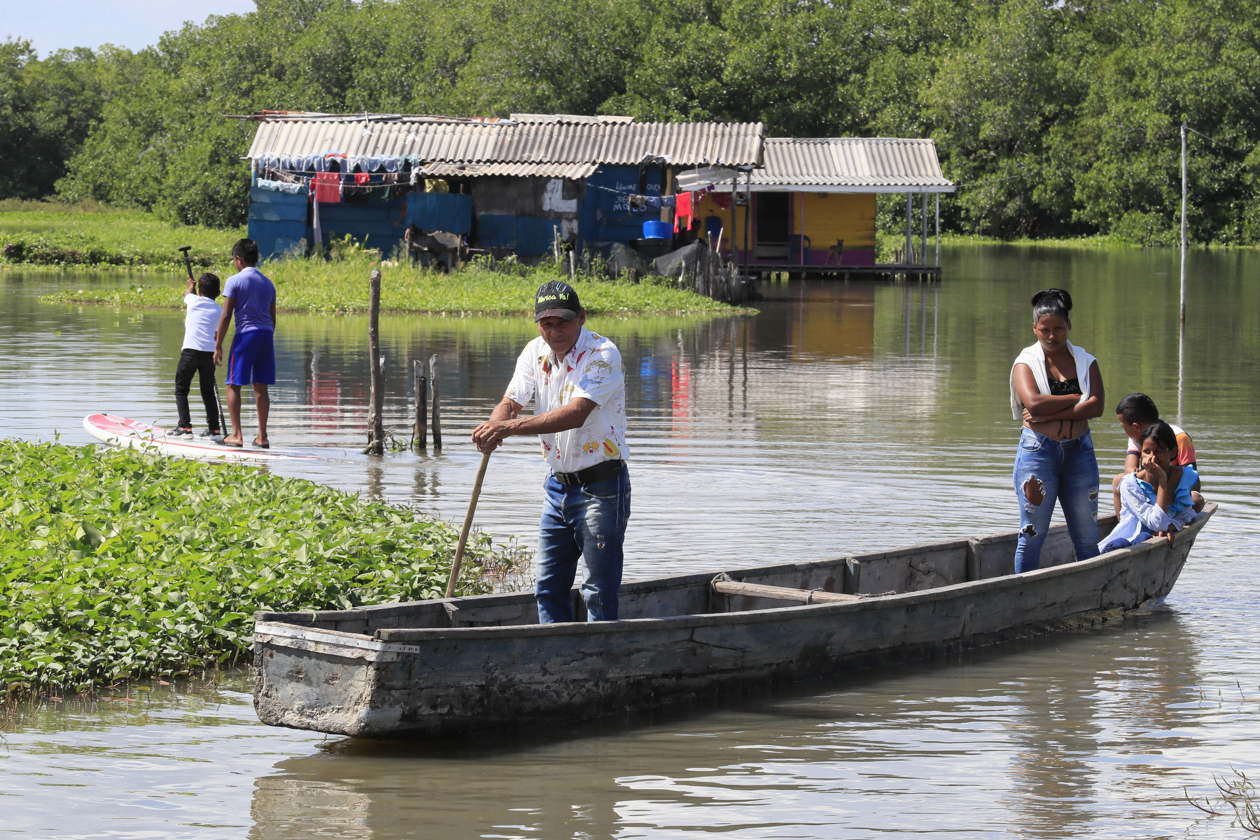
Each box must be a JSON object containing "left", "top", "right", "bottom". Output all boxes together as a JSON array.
[{"left": 553, "top": 460, "right": 623, "bottom": 487}]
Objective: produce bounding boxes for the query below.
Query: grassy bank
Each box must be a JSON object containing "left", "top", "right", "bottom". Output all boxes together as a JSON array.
[
  {"left": 0, "top": 439, "right": 524, "bottom": 698},
  {"left": 874, "top": 230, "right": 1180, "bottom": 261},
  {"left": 42, "top": 251, "right": 743, "bottom": 316},
  {"left": 0, "top": 200, "right": 242, "bottom": 270}
]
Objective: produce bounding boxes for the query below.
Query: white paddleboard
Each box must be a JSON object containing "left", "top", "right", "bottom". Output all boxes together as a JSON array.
[{"left": 83, "top": 413, "right": 322, "bottom": 462}]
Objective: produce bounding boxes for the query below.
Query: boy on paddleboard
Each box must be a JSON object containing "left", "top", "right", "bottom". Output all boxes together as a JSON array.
[
  {"left": 213, "top": 239, "right": 277, "bottom": 448},
  {"left": 172, "top": 271, "right": 223, "bottom": 438}
]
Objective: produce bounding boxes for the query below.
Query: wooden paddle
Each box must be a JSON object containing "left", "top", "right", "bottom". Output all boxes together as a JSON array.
[{"left": 446, "top": 449, "right": 492, "bottom": 598}]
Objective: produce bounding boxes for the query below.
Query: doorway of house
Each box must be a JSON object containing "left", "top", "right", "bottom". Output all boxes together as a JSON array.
[{"left": 755, "top": 192, "right": 789, "bottom": 261}]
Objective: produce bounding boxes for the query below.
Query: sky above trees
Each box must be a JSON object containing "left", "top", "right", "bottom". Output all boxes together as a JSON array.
[{"left": 5, "top": 0, "right": 255, "bottom": 56}]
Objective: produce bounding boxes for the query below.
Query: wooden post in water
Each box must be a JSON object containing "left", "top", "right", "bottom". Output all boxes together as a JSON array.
[
  {"left": 935, "top": 194, "right": 940, "bottom": 266},
  {"left": 413, "top": 359, "right": 427, "bottom": 450},
  {"left": 429, "top": 353, "right": 442, "bottom": 451},
  {"left": 364, "top": 268, "right": 384, "bottom": 455}
]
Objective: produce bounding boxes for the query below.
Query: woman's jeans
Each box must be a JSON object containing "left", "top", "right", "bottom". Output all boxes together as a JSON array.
[
  {"left": 1013, "top": 428, "right": 1100, "bottom": 573},
  {"left": 536, "top": 462, "right": 631, "bottom": 623}
]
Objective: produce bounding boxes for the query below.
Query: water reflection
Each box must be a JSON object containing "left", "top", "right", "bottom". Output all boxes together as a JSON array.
[
  {"left": 243, "top": 613, "right": 1210, "bottom": 840},
  {"left": 3, "top": 247, "right": 1260, "bottom": 838}
]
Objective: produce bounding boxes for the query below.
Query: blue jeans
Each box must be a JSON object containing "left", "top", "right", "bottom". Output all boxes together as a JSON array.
[
  {"left": 1013, "top": 428, "right": 1100, "bottom": 573},
  {"left": 536, "top": 463, "right": 631, "bottom": 623}
]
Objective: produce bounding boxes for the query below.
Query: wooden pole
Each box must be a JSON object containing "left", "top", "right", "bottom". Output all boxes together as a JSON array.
[
  {"left": 935, "top": 194, "right": 940, "bottom": 266},
  {"left": 661, "top": 166, "right": 673, "bottom": 224},
  {"left": 905, "top": 193, "right": 913, "bottom": 268},
  {"left": 921, "top": 192, "right": 928, "bottom": 267},
  {"left": 1180, "top": 121, "right": 1188, "bottom": 326},
  {"left": 413, "top": 359, "right": 427, "bottom": 450},
  {"left": 446, "top": 450, "right": 491, "bottom": 599},
  {"left": 742, "top": 170, "right": 752, "bottom": 278},
  {"left": 364, "top": 268, "right": 384, "bottom": 455},
  {"left": 429, "top": 353, "right": 442, "bottom": 451}
]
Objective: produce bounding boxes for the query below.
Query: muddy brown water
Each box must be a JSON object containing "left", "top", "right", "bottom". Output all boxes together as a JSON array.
[{"left": 2, "top": 245, "right": 1258, "bottom": 837}]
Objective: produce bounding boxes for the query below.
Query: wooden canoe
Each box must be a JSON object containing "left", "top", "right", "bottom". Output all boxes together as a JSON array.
[{"left": 253, "top": 505, "right": 1216, "bottom": 739}]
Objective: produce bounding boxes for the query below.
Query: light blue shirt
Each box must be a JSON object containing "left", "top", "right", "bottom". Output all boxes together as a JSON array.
[{"left": 1100, "top": 466, "right": 1199, "bottom": 554}]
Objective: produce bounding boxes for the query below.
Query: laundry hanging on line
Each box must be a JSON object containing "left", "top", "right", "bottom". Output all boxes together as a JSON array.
[
  {"left": 674, "top": 191, "right": 694, "bottom": 232},
  {"left": 629, "top": 194, "right": 676, "bottom": 210},
  {"left": 313, "top": 172, "right": 342, "bottom": 203}
]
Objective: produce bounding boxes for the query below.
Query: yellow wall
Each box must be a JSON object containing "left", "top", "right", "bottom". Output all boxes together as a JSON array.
[
  {"left": 691, "top": 192, "right": 741, "bottom": 249},
  {"left": 795, "top": 192, "right": 876, "bottom": 252},
  {"left": 689, "top": 191, "right": 876, "bottom": 252}
]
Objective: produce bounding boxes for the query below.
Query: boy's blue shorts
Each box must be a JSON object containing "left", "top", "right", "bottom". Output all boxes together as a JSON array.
[{"left": 227, "top": 329, "right": 275, "bottom": 386}]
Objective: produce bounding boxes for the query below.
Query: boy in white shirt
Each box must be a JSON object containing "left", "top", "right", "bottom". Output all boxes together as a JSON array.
[{"left": 172, "top": 272, "right": 223, "bottom": 437}]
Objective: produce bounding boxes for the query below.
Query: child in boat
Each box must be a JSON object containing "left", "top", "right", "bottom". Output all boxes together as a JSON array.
[
  {"left": 1111, "top": 393, "right": 1202, "bottom": 515},
  {"left": 172, "top": 272, "right": 223, "bottom": 438},
  {"left": 1099, "top": 420, "right": 1199, "bottom": 553}
]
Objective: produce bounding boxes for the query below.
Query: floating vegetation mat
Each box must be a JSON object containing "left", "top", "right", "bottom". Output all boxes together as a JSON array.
[{"left": 0, "top": 438, "right": 523, "bottom": 699}]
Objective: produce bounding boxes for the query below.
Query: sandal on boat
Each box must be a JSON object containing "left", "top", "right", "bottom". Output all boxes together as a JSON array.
[
  {"left": 215, "top": 438, "right": 244, "bottom": 448},
  {"left": 253, "top": 438, "right": 270, "bottom": 449}
]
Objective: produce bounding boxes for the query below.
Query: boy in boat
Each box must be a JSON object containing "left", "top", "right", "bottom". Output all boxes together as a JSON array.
[
  {"left": 471, "top": 281, "right": 631, "bottom": 624},
  {"left": 171, "top": 271, "right": 223, "bottom": 438},
  {"left": 1111, "top": 393, "right": 1202, "bottom": 515},
  {"left": 1100, "top": 420, "right": 1199, "bottom": 552}
]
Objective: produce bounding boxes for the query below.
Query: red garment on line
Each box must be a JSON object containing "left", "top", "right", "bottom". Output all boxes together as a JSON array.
[
  {"left": 674, "top": 191, "right": 693, "bottom": 232},
  {"left": 314, "top": 172, "right": 342, "bottom": 203},
  {"left": 354, "top": 172, "right": 370, "bottom": 185}
]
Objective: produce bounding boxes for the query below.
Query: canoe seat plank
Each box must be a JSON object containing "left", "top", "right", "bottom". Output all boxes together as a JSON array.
[{"left": 712, "top": 577, "right": 860, "bottom": 606}]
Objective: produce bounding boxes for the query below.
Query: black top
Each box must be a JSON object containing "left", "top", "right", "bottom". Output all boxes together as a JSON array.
[{"left": 1048, "top": 377, "right": 1082, "bottom": 396}]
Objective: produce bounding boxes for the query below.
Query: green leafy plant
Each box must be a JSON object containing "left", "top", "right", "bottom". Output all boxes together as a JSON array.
[{"left": 0, "top": 438, "right": 528, "bottom": 698}]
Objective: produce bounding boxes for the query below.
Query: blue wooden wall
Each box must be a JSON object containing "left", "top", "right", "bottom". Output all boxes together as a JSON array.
[
  {"left": 247, "top": 188, "right": 307, "bottom": 260},
  {"left": 582, "top": 166, "right": 662, "bottom": 246},
  {"left": 247, "top": 185, "right": 411, "bottom": 261},
  {"left": 405, "top": 192, "right": 472, "bottom": 234}
]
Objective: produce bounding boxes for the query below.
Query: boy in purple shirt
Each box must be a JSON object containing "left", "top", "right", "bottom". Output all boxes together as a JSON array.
[{"left": 213, "top": 239, "right": 277, "bottom": 448}]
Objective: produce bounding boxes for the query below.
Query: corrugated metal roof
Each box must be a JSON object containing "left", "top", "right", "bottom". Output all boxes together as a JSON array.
[
  {"left": 245, "top": 112, "right": 763, "bottom": 171},
  {"left": 418, "top": 161, "right": 599, "bottom": 180},
  {"left": 752, "top": 138, "right": 954, "bottom": 192}
]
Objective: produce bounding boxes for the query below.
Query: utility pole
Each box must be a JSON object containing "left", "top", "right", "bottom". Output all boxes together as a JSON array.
[{"left": 1180, "top": 122, "right": 1187, "bottom": 326}]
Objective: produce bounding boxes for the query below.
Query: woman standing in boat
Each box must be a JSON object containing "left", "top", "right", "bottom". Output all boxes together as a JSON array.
[{"left": 1009, "top": 289, "right": 1105, "bottom": 572}]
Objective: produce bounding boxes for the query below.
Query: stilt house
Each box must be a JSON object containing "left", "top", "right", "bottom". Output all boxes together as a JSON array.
[
  {"left": 695, "top": 138, "right": 955, "bottom": 272},
  {"left": 239, "top": 112, "right": 764, "bottom": 261}
]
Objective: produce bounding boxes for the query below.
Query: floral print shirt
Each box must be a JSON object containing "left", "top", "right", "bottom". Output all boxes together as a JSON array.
[{"left": 505, "top": 327, "right": 628, "bottom": 473}]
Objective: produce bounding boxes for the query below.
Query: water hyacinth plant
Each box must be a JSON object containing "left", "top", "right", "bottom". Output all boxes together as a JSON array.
[{"left": 0, "top": 439, "right": 525, "bottom": 698}]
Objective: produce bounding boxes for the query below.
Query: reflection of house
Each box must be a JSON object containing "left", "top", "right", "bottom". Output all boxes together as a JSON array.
[
  {"left": 700, "top": 138, "right": 954, "bottom": 273},
  {"left": 240, "top": 112, "right": 764, "bottom": 261}
]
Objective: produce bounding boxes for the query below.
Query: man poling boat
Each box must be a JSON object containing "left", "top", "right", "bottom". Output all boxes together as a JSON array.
[{"left": 471, "top": 280, "right": 632, "bottom": 624}]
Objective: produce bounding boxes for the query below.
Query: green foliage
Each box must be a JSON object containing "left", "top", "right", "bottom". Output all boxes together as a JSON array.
[
  {"left": 7, "top": 0, "right": 1260, "bottom": 244},
  {"left": 0, "top": 438, "right": 519, "bottom": 697},
  {"left": 0, "top": 203, "right": 242, "bottom": 269},
  {"left": 0, "top": 38, "right": 112, "bottom": 201},
  {"left": 40, "top": 250, "right": 742, "bottom": 315}
]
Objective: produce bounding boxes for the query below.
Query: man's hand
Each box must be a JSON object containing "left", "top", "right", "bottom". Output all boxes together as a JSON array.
[
  {"left": 472, "top": 419, "right": 513, "bottom": 453},
  {"left": 213, "top": 348, "right": 223, "bottom": 366}
]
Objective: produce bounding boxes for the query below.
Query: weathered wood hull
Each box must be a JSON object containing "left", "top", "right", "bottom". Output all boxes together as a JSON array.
[{"left": 253, "top": 506, "right": 1214, "bottom": 739}]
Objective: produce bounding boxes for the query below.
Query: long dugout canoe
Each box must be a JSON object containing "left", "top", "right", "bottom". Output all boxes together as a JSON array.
[{"left": 253, "top": 506, "right": 1216, "bottom": 739}]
